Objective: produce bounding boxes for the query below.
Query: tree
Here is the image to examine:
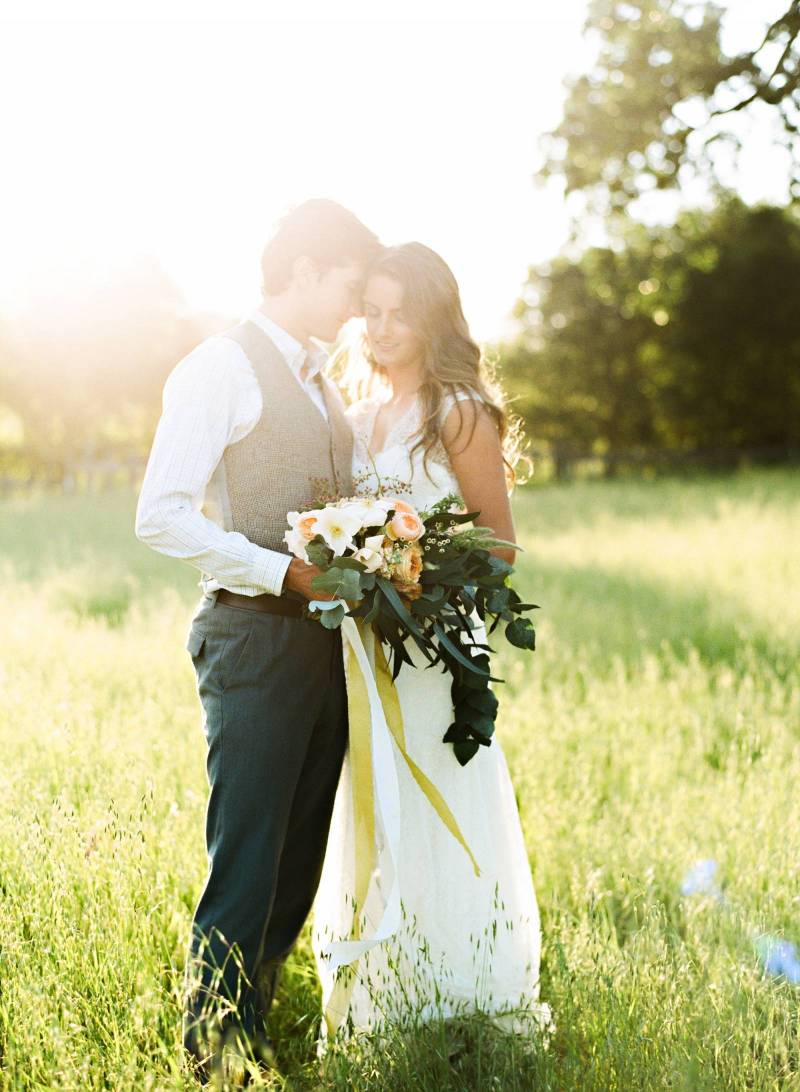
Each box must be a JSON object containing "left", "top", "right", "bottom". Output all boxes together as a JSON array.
[
  {"left": 503, "top": 198, "right": 800, "bottom": 466},
  {"left": 507, "top": 239, "right": 664, "bottom": 473},
  {"left": 661, "top": 201, "right": 800, "bottom": 453},
  {"left": 539, "top": 0, "right": 800, "bottom": 215},
  {"left": 0, "top": 257, "right": 223, "bottom": 481}
]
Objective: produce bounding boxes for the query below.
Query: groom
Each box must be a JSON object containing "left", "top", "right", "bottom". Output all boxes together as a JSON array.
[{"left": 135, "top": 200, "right": 382, "bottom": 1072}]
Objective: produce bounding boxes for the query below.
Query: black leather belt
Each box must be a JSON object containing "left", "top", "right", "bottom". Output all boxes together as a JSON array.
[{"left": 215, "top": 588, "right": 305, "bottom": 618}]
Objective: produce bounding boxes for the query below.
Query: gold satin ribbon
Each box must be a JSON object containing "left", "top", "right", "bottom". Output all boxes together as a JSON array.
[
  {"left": 371, "top": 633, "right": 481, "bottom": 879},
  {"left": 326, "top": 621, "right": 480, "bottom": 1036}
]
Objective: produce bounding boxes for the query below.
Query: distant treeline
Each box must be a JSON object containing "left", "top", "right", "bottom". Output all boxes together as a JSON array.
[
  {"left": 0, "top": 256, "right": 230, "bottom": 489},
  {"left": 0, "top": 198, "right": 798, "bottom": 490},
  {"left": 499, "top": 198, "right": 800, "bottom": 477}
]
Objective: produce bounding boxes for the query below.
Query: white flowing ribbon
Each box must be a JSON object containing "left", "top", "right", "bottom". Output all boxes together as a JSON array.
[
  {"left": 317, "top": 609, "right": 403, "bottom": 969},
  {"left": 312, "top": 599, "right": 479, "bottom": 1035}
]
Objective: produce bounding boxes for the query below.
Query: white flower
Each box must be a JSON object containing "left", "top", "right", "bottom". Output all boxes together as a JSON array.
[
  {"left": 352, "top": 534, "right": 388, "bottom": 573},
  {"left": 313, "top": 506, "right": 363, "bottom": 556},
  {"left": 283, "top": 527, "right": 310, "bottom": 562},
  {"left": 338, "top": 496, "right": 393, "bottom": 528},
  {"left": 286, "top": 508, "right": 323, "bottom": 542}
]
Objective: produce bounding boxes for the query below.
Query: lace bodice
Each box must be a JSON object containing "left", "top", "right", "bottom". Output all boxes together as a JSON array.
[{"left": 347, "top": 392, "right": 475, "bottom": 511}]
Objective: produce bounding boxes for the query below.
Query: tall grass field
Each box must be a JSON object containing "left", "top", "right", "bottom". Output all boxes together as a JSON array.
[{"left": 0, "top": 469, "right": 798, "bottom": 1090}]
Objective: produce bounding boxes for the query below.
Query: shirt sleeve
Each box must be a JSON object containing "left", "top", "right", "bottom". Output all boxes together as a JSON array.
[{"left": 134, "top": 336, "right": 293, "bottom": 596}]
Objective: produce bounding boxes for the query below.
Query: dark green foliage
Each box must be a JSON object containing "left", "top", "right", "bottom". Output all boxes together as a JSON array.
[
  {"left": 305, "top": 495, "right": 538, "bottom": 766},
  {"left": 505, "top": 198, "right": 800, "bottom": 465},
  {"left": 509, "top": 3, "right": 800, "bottom": 470},
  {"left": 506, "top": 617, "right": 537, "bottom": 650}
]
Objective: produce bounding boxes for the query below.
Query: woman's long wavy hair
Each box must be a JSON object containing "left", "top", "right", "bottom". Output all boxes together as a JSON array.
[{"left": 333, "top": 242, "right": 527, "bottom": 490}]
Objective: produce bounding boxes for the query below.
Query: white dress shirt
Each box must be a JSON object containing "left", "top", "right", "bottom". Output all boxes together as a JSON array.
[{"left": 135, "top": 308, "right": 330, "bottom": 597}]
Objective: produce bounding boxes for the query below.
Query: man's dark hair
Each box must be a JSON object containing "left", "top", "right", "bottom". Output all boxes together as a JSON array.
[{"left": 261, "top": 199, "right": 382, "bottom": 294}]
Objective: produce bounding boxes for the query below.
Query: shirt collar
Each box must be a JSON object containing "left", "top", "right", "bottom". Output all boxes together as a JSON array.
[{"left": 247, "top": 308, "right": 327, "bottom": 381}]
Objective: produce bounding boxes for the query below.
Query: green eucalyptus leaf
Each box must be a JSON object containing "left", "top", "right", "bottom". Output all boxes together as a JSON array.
[
  {"left": 451, "top": 703, "right": 495, "bottom": 738},
  {"left": 376, "top": 578, "right": 428, "bottom": 643},
  {"left": 318, "top": 603, "right": 346, "bottom": 629},
  {"left": 464, "top": 688, "right": 499, "bottom": 718},
  {"left": 454, "top": 739, "right": 480, "bottom": 766},
  {"left": 311, "top": 566, "right": 363, "bottom": 601},
  {"left": 360, "top": 591, "right": 381, "bottom": 625},
  {"left": 486, "top": 587, "right": 510, "bottom": 613},
  {"left": 454, "top": 652, "right": 492, "bottom": 689},
  {"left": 463, "top": 713, "right": 495, "bottom": 741},
  {"left": 305, "top": 537, "right": 334, "bottom": 567},
  {"left": 506, "top": 617, "right": 536, "bottom": 650},
  {"left": 333, "top": 556, "right": 369, "bottom": 572},
  {"left": 432, "top": 623, "right": 490, "bottom": 677},
  {"left": 443, "top": 721, "right": 481, "bottom": 766}
]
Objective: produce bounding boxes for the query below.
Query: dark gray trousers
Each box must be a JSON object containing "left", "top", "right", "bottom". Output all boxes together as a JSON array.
[{"left": 182, "top": 593, "right": 348, "bottom": 1055}]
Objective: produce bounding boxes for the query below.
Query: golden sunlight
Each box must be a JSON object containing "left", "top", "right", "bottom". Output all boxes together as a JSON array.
[{"left": 0, "top": 3, "right": 589, "bottom": 341}]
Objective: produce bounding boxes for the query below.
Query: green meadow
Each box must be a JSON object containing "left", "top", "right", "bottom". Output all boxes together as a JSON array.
[{"left": 0, "top": 469, "right": 798, "bottom": 1090}]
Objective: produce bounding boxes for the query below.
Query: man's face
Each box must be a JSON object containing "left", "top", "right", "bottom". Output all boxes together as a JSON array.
[{"left": 304, "top": 261, "right": 365, "bottom": 343}]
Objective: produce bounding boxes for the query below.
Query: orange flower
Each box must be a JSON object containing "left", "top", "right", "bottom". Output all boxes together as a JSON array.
[
  {"left": 287, "top": 509, "right": 323, "bottom": 542},
  {"left": 297, "top": 514, "right": 320, "bottom": 541},
  {"left": 388, "top": 498, "right": 415, "bottom": 514},
  {"left": 386, "top": 510, "right": 424, "bottom": 542},
  {"left": 393, "top": 579, "right": 423, "bottom": 603},
  {"left": 393, "top": 542, "right": 423, "bottom": 584}
]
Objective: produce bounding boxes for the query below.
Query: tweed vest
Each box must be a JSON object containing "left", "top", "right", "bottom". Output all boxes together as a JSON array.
[{"left": 218, "top": 320, "right": 353, "bottom": 554}]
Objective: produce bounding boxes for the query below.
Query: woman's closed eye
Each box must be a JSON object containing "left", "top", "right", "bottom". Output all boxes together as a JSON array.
[{"left": 363, "top": 303, "right": 409, "bottom": 326}]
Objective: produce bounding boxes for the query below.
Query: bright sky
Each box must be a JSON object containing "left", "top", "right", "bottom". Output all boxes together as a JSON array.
[{"left": 0, "top": 0, "right": 790, "bottom": 342}]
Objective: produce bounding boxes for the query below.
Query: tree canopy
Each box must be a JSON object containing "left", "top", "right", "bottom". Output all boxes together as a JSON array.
[
  {"left": 539, "top": 1, "right": 800, "bottom": 214},
  {"left": 504, "top": 197, "right": 800, "bottom": 470}
]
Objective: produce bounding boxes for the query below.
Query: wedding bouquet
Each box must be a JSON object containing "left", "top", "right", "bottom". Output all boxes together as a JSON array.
[{"left": 283, "top": 493, "right": 537, "bottom": 766}]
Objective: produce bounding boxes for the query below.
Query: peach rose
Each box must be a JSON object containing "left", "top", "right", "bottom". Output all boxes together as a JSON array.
[
  {"left": 386, "top": 510, "right": 424, "bottom": 542},
  {"left": 386, "top": 497, "right": 415, "bottom": 515},
  {"left": 393, "top": 542, "right": 423, "bottom": 584}
]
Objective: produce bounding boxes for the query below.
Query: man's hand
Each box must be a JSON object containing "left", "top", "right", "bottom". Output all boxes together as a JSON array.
[{"left": 283, "top": 558, "right": 333, "bottom": 601}]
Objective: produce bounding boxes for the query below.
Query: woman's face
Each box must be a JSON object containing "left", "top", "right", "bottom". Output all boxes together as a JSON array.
[{"left": 362, "top": 273, "right": 425, "bottom": 373}]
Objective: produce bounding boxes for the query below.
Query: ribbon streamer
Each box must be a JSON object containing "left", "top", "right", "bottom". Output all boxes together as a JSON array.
[{"left": 318, "top": 608, "right": 480, "bottom": 1036}]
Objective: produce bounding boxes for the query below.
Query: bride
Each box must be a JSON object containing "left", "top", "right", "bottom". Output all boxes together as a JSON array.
[{"left": 312, "top": 242, "right": 551, "bottom": 1040}]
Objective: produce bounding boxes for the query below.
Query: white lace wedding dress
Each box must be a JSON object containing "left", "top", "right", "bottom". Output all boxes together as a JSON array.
[{"left": 312, "top": 393, "right": 551, "bottom": 1039}]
